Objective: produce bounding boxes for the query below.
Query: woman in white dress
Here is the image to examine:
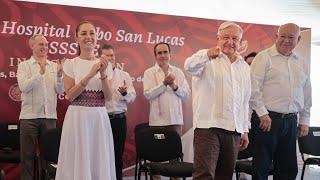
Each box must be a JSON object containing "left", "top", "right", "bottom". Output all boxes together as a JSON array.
[{"left": 55, "top": 21, "right": 116, "bottom": 180}]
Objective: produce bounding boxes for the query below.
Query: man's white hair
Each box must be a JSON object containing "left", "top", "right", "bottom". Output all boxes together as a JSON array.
[
  {"left": 28, "top": 34, "right": 43, "bottom": 46},
  {"left": 277, "top": 23, "right": 301, "bottom": 36},
  {"left": 217, "top": 21, "right": 243, "bottom": 37}
]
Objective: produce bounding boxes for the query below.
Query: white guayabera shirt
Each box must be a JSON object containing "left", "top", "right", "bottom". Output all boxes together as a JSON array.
[
  {"left": 185, "top": 49, "right": 251, "bottom": 133},
  {"left": 143, "top": 63, "right": 190, "bottom": 126},
  {"left": 17, "top": 56, "right": 64, "bottom": 119}
]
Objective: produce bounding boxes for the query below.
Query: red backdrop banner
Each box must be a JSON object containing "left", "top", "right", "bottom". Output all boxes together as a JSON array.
[{"left": 0, "top": 1, "right": 310, "bottom": 179}]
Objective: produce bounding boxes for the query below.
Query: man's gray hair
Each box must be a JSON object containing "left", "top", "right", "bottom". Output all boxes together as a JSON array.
[
  {"left": 277, "top": 23, "right": 301, "bottom": 36},
  {"left": 29, "top": 34, "right": 43, "bottom": 46},
  {"left": 217, "top": 21, "right": 243, "bottom": 37}
]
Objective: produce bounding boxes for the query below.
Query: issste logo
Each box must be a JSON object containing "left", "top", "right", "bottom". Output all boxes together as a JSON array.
[{"left": 8, "top": 83, "right": 21, "bottom": 101}]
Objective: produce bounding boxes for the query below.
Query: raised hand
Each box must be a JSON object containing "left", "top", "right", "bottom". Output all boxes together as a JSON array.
[
  {"left": 118, "top": 80, "right": 128, "bottom": 95},
  {"left": 163, "top": 73, "right": 175, "bottom": 86},
  {"left": 167, "top": 73, "right": 178, "bottom": 90},
  {"left": 100, "top": 54, "right": 109, "bottom": 62},
  {"left": 56, "top": 58, "right": 65, "bottom": 77},
  {"left": 39, "top": 60, "right": 46, "bottom": 75},
  {"left": 88, "top": 62, "right": 101, "bottom": 79},
  {"left": 99, "top": 57, "right": 108, "bottom": 76},
  {"left": 207, "top": 46, "right": 221, "bottom": 60}
]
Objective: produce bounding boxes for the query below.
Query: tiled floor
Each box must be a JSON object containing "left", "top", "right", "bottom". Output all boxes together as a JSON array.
[
  {"left": 236, "top": 165, "right": 320, "bottom": 180},
  {"left": 299, "top": 165, "right": 320, "bottom": 180},
  {"left": 124, "top": 165, "right": 320, "bottom": 179}
]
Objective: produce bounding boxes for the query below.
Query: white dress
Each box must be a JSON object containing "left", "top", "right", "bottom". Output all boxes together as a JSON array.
[{"left": 55, "top": 57, "right": 116, "bottom": 180}]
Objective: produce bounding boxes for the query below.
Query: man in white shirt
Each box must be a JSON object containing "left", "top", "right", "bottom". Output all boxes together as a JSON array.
[
  {"left": 99, "top": 44, "right": 136, "bottom": 180},
  {"left": 17, "top": 34, "right": 64, "bottom": 180},
  {"left": 184, "top": 21, "right": 250, "bottom": 179},
  {"left": 143, "top": 42, "right": 190, "bottom": 135},
  {"left": 250, "top": 23, "right": 312, "bottom": 180}
]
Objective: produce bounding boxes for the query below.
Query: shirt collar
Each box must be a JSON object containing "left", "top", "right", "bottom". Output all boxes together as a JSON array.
[
  {"left": 154, "top": 63, "right": 173, "bottom": 72},
  {"left": 220, "top": 52, "right": 244, "bottom": 64},
  {"left": 269, "top": 45, "right": 299, "bottom": 59},
  {"left": 113, "top": 67, "right": 122, "bottom": 74},
  {"left": 30, "top": 56, "right": 48, "bottom": 65}
]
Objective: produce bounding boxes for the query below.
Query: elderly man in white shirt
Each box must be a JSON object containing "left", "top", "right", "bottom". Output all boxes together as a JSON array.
[
  {"left": 143, "top": 42, "right": 190, "bottom": 136},
  {"left": 17, "top": 34, "right": 64, "bottom": 180},
  {"left": 250, "top": 23, "right": 312, "bottom": 180},
  {"left": 184, "top": 21, "right": 250, "bottom": 180},
  {"left": 99, "top": 44, "right": 136, "bottom": 180}
]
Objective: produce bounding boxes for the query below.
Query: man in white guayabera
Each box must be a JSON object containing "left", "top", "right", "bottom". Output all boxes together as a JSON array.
[{"left": 17, "top": 34, "right": 64, "bottom": 180}]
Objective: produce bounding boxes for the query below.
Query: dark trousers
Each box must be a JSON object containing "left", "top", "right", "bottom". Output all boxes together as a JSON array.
[
  {"left": 193, "top": 128, "right": 241, "bottom": 180},
  {"left": 20, "top": 118, "right": 56, "bottom": 180},
  {"left": 109, "top": 113, "right": 127, "bottom": 180},
  {"left": 252, "top": 111, "right": 298, "bottom": 180}
]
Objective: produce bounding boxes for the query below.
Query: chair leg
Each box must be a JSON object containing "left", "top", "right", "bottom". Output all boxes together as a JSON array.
[
  {"left": 235, "top": 171, "right": 240, "bottom": 180},
  {"left": 301, "top": 163, "right": 306, "bottom": 180},
  {"left": 41, "top": 170, "right": 46, "bottom": 180},
  {"left": 138, "top": 168, "right": 142, "bottom": 180},
  {"left": 135, "top": 158, "right": 138, "bottom": 180}
]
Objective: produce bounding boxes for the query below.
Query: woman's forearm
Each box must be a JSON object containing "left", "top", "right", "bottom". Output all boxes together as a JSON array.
[
  {"left": 65, "top": 76, "right": 91, "bottom": 102},
  {"left": 100, "top": 76, "right": 112, "bottom": 101}
]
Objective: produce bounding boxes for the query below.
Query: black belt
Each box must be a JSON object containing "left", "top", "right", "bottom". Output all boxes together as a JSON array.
[
  {"left": 108, "top": 112, "right": 126, "bottom": 119},
  {"left": 268, "top": 111, "right": 297, "bottom": 119}
]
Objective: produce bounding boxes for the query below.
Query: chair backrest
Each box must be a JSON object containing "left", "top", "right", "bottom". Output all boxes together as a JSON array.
[
  {"left": 135, "top": 127, "right": 182, "bottom": 162},
  {"left": 237, "top": 130, "right": 253, "bottom": 160},
  {"left": 39, "top": 128, "right": 62, "bottom": 163},
  {"left": 134, "top": 122, "right": 149, "bottom": 134},
  {"left": 237, "top": 144, "right": 253, "bottom": 160},
  {"left": 0, "top": 123, "right": 20, "bottom": 150},
  {"left": 134, "top": 122, "right": 150, "bottom": 154},
  {"left": 298, "top": 127, "right": 320, "bottom": 156}
]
